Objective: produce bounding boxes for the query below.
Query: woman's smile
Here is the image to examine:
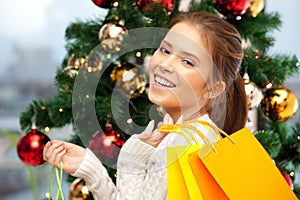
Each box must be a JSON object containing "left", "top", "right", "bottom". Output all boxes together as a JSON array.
[{"left": 154, "top": 74, "right": 176, "bottom": 88}]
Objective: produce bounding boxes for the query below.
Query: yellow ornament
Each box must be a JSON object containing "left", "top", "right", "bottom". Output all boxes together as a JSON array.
[
  {"left": 64, "top": 54, "right": 85, "bottom": 77},
  {"left": 69, "top": 178, "right": 90, "bottom": 200},
  {"left": 247, "top": 0, "right": 264, "bottom": 17},
  {"left": 67, "top": 54, "right": 85, "bottom": 69},
  {"left": 260, "top": 86, "right": 299, "bottom": 122},
  {"left": 110, "top": 62, "right": 147, "bottom": 98},
  {"left": 84, "top": 50, "right": 103, "bottom": 73},
  {"left": 244, "top": 72, "right": 263, "bottom": 110},
  {"left": 98, "top": 23, "right": 127, "bottom": 52}
]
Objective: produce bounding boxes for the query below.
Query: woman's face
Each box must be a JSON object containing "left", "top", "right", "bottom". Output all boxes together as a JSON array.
[{"left": 148, "top": 22, "right": 212, "bottom": 116}]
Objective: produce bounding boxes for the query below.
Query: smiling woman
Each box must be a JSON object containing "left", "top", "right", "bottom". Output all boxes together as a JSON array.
[
  {"left": 1, "top": 0, "right": 299, "bottom": 199},
  {"left": 43, "top": 11, "right": 248, "bottom": 200}
]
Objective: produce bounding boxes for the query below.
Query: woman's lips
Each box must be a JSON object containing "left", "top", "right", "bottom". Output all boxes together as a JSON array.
[{"left": 154, "top": 74, "right": 176, "bottom": 88}]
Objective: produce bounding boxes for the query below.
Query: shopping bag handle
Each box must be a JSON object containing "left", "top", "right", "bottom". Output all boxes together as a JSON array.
[
  {"left": 196, "top": 120, "right": 235, "bottom": 144},
  {"left": 158, "top": 120, "right": 235, "bottom": 153}
]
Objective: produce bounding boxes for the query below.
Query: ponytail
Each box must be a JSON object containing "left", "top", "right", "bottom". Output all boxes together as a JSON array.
[{"left": 223, "top": 74, "right": 248, "bottom": 134}]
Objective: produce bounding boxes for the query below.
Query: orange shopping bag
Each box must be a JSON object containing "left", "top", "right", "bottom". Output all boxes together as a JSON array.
[
  {"left": 199, "top": 127, "right": 297, "bottom": 200},
  {"left": 163, "top": 121, "right": 298, "bottom": 200},
  {"left": 167, "top": 144, "right": 229, "bottom": 200}
]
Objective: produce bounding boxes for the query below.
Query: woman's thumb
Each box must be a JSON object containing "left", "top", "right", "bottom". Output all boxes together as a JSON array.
[{"left": 139, "top": 120, "right": 155, "bottom": 137}]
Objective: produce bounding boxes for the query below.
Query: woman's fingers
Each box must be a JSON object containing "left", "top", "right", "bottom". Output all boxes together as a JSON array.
[
  {"left": 53, "top": 148, "right": 67, "bottom": 168},
  {"left": 43, "top": 140, "right": 65, "bottom": 167},
  {"left": 137, "top": 120, "right": 155, "bottom": 139},
  {"left": 49, "top": 144, "right": 64, "bottom": 159},
  {"left": 43, "top": 141, "right": 51, "bottom": 160}
]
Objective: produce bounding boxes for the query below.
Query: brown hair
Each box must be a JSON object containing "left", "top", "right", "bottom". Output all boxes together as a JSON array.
[{"left": 168, "top": 12, "right": 248, "bottom": 134}]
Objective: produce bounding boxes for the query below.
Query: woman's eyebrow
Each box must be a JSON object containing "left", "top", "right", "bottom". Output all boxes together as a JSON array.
[{"left": 160, "top": 40, "right": 172, "bottom": 47}]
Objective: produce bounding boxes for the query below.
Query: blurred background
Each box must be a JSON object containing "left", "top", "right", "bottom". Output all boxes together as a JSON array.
[{"left": 0, "top": 0, "right": 299, "bottom": 199}]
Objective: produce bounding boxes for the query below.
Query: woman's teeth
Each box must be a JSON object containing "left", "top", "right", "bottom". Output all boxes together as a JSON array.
[{"left": 154, "top": 75, "right": 175, "bottom": 88}]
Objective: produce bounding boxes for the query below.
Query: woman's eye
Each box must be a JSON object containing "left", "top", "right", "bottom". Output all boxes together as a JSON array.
[
  {"left": 182, "top": 59, "right": 194, "bottom": 66},
  {"left": 159, "top": 47, "right": 171, "bottom": 55}
]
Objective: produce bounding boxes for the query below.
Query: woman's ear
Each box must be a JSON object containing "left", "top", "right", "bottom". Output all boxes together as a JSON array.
[{"left": 203, "top": 81, "right": 226, "bottom": 99}]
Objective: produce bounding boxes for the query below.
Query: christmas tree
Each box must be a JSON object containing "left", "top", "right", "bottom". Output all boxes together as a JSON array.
[{"left": 17, "top": 0, "right": 299, "bottom": 198}]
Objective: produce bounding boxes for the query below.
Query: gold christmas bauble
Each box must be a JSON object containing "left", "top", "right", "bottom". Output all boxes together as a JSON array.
[
  {"left": 98, "top": 23, "right": 127, "bottom": 52},
  {"left": 260, "top": 86, "right": 299, "bottom": 122},
  {"left": 247, "top": 0, "right": 264, "bottom": 17},
  {"left": 69, "top": 178, "right": 90, "bottom": 200},
  {"left": 64, "top": 66, "right": 79, "bottom": 78},
  {"left": 110, "top": 62, "right": 147, "bottom": 98},
  {"left": 64, "top": 54, "right": 85, "bottom": 77},
  {"left": 84, "top": 50, "right": 103, "bottom": 73},
  {"left": 67, "top": 54, "right": 86, "bottom": 69},
  {"left": 244, "top": 73, "right": 263, "bottom": 109}
]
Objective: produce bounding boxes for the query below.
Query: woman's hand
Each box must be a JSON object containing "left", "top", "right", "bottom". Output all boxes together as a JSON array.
[
  {"left": 137, "top": 114, "right": 182, "bottom": 147},
  {"left": 43, "top": 140, "right": 86, "bottom": 174}
]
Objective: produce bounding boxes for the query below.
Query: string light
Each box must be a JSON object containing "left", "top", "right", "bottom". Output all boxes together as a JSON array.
[
  {"left": 45, "top": 127, "right": 50, "bottom": 132},
  {"left": 114, "top": 15, "right": 119, "bottom": 21},
  {"left": 45, "top": 192, "right": 50, "bottom": 199},
  {"left": 136, "top": 51, "right": 142, "bottom": 57},
  {"left": 265, "top": 82, "right": 272, "bottom": 89},
  {"left": 119, "top": 19, "right": 125, "bottom": 26},
  {"left": 106, "top": 54, "right": 111, "bottom": 59},
  {"left": 113, "top": 1, "right": 119, "bottom": 7},
  {"left": 59, "top": 108, "right": 64, "bottom": 112}
]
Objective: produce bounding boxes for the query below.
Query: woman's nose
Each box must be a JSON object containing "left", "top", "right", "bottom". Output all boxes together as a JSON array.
[{"left": 159, "top": 54, "right": 176, "bottom": 72}]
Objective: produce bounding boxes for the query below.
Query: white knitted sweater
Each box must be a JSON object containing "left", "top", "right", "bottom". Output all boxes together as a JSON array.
[{"left": 72, "top": 115, "right": 220, "bottom": 200}]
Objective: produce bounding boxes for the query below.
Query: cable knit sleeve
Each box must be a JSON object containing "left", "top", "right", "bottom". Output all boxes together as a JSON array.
[
  {"left": 117, "top": 135, "right": 156, "bottom": 199},
  {"left": 71, "top": 148, "right": 117, "bottom": 200}
]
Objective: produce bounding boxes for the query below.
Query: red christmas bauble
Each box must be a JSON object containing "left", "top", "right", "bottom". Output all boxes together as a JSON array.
[
  {"left": 17, "top": 128, "right": 50, "bottom": 166},
  {"left": 92, "top": 0, "right": 113, "bottom": 8},
  {"left": 138, "top": 0, "right": 175, "bottom": 12},
  {"left": 280, "top": 170, "right": 294, "bottom": 190},
  {"left": 214, "top": 0, "right": 250, "bottom": 18},
  {"left": 103, "top": 125, "right": 125, "bottom": 147},
  {"left": 89, "top": 125, "right": 125, "bottom": 167}
]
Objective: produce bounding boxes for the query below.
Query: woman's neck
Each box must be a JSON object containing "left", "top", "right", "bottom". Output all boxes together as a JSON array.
[{"left": 165, "top": 107, "right": 207, "bottom": 123}]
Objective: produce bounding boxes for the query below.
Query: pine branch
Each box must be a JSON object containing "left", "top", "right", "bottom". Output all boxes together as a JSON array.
[
  {"left": 242, "top": 49, "right": 299, "bottom": 87},
  {"left": 255, "top": 130, "right": 281, "bottom": 158},
  {"left": 65, "top": 18, "right": 103, "bottom": 57}
]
